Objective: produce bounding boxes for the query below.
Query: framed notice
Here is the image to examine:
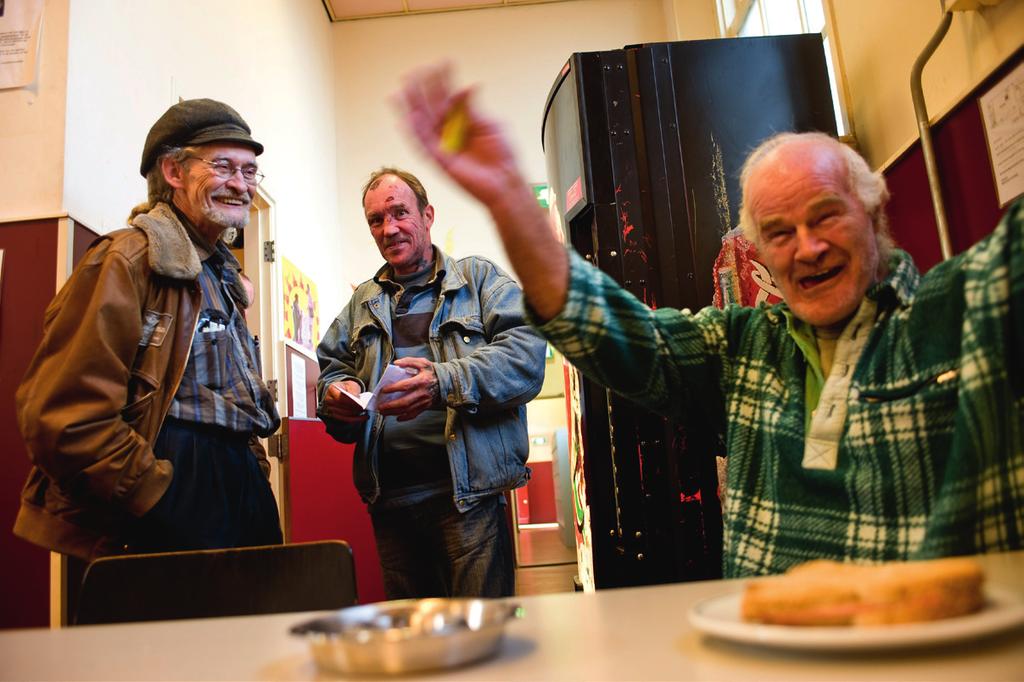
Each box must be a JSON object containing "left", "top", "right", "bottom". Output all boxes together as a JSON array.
[
  {"left": 979, "top": 59, "right": 1024, "bottom": 208},
  {"left": 284, "top": 339, "right": 318, "bottom": 419}
]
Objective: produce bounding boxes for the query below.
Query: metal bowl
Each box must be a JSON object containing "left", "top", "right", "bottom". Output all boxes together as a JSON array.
[{"left": 290, "top": 598, "right": 522, "bottom": 675}]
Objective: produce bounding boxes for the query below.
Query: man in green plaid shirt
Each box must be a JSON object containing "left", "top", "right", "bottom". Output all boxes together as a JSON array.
[{"left": 399, "top": 67, "right": 1023, "bottom": 577}]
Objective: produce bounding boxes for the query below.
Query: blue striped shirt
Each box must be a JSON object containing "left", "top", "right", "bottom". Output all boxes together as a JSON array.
[
  {"left": 374, "top": 258, "right": 452, "bottom": 508},
  {"left": 166, "top": 223, "right": 279, "bottom": 437}
]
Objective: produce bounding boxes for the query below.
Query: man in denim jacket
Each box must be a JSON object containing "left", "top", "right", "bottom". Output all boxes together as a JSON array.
[{"left": 317, "top": 168, "right": 546, "bottom": 598}]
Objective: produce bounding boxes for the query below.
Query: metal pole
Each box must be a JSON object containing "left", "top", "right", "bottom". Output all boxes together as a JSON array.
[{"left": 910, "top": 10, "right": 955, "bottom": 261}]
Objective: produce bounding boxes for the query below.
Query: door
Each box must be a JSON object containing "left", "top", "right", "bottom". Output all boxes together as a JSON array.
[{"left": 242, "top": 187, "right": 286, "bottom": 511}]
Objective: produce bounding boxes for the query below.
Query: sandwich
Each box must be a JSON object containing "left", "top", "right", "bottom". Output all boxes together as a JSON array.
[{"left": 741, "top": 557, "right": 985, "bottom": 626}]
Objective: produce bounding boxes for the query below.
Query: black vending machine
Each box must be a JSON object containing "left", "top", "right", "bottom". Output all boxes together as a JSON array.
[{"left": 542, "top": 35, "right": 836, "bottom": 590}]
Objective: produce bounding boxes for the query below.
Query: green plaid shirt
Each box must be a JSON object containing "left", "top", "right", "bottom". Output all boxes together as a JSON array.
[{"left": 536, "top": 199, "right": 1024, "bottom": 577}]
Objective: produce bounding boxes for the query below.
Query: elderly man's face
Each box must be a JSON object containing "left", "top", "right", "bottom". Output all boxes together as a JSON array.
[
  {"left": 364, "top": 175, "right": 435, "bottom": 276},
  {"left": 746, "top": 140, "right": 880, "bottom": 331},
  {"left": 170, "top": 143, "right": 256, "bottom": 243}
]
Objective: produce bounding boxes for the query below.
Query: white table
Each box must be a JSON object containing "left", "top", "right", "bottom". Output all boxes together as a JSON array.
[{"left": 2, "top": 551, "right": 1022, "bottom": 681}]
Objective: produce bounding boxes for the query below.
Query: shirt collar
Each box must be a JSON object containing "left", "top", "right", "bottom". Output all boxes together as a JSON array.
[
  {"left": 171, "top": 204, "right": 218, "bottom": 260},
  {"left": 374, "top": 245, "right": 445, "bottom": 289},
  {"left": 866, "top": 248, "right": 919, "bottom": 309},
  {"left": 779, "top": 249, "right": 918, "bottom": 392},
  {"left": 169, "top": 204, "right": 241, "bottom": 269}
]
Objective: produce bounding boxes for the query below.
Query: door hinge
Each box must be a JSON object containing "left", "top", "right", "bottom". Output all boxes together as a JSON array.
[
  {"left": 267, "top": 432, "right": 288, "bottom": 461},
  {"left": 263, "top": 240, "right": 276, "bottom": 262}
]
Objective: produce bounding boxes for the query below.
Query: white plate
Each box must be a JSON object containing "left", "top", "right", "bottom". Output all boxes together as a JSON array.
[{"left": 688, "top": 586, "right": 1024, "bottom": 652}]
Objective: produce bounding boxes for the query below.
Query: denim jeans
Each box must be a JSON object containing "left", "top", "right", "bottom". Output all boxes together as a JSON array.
[{"left": 369, "top": 493, "right": 514, "bottom": 599}]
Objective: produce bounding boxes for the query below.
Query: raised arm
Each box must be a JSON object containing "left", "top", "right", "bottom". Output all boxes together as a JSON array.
[{"left": 397, "top": 64, "right": 567, "bottom": 320}]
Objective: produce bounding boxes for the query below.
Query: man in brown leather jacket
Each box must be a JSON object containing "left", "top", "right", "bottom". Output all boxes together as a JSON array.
[{"left": 14, "top": 99, "right": 282, "bottom": 562}]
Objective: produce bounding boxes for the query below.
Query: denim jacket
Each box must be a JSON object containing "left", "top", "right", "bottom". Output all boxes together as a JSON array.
[{"left": 317, "top": 250, "right": 546, "bottom": 509}]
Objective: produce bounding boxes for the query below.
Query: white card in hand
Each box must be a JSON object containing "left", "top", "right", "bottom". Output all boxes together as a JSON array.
[{"left": 339, "top": 364, "right": 415, "bottom": 412}]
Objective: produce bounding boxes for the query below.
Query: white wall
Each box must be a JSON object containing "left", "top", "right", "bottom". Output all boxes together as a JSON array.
[
  {"left": 0, "top": 0, "right": 69, "bottom": 221},
  {"left": 15, "top": 0, "right": 1020, "bottom": 333},
  {"left": 331, "top": 0, "right": 671, "bottom": 292},
  {"left": 832, "top": 0, "right": 1024, "bottom": 169},
  {"left": 62, "top": 0, "right": 346, "bottom": 318},
  {"left": 663, "top": 0, "right": 719, "bottom": 40}
]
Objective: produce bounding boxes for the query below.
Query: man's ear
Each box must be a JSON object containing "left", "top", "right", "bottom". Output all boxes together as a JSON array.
[
  {"left": 160, "top": 155, "right": 187, "bottom": 190},
  {"left": 422, "top": 204, "right": 435, "bottom": 230}
]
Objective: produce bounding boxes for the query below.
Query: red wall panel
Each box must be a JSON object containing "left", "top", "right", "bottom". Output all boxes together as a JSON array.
[
  {"left": 884, "top": 47, "right": 1022, "bottom": 272},
  {"left": 526, "top": 461, "right": 557, "bottom": 524},
  {"left": 286, "top": 418, "right": 385, "bottom": 604},
  {"left": 0, "top": 219, "right": 59, "bottom": 629}
]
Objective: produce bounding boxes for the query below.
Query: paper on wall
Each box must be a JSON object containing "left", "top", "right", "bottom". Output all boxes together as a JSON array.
[
  {"left": 0, "top": 0, "right": 44, "bottom": 90},
  {"left": 979, "top": 60, "right": 1024, "bottom": 207},
  {"left": 291, "top": 353, "right": 307, "bottom": 417}
]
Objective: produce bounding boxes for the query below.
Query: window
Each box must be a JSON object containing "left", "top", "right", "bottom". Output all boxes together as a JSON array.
[{"left": 717, "top": 0, "right": 850, "bottom": 138}]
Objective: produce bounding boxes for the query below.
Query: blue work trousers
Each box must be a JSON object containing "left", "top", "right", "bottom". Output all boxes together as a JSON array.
[{"left": 128, "top": 418, "right": 282, "bottom": 553}]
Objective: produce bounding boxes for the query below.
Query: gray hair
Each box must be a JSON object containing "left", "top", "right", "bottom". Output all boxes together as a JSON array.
[
  {"left": 737, "top": 132, "right": 893, "bottom": 264},
  {"left": 127, "top": 146, "right": 199, "bottom": 222}
]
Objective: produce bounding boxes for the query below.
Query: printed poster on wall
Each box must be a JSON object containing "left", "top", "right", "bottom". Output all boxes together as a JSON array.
[
  {"left": 0, "top": 0, "right": 44, "bottom": 89},
  {"left": 281, "top": 257, "right": 319, "bottom": 354},
  {"left": 979, "top": 59, "right": 1024, "bottom": 207}
]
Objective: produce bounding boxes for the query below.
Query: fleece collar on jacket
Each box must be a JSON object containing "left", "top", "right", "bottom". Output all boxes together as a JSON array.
[
  {"left": 130, "top": 202, "right": 204, "bottom": 281},
  {"left": 128, "top": 202, "right": 250, "bottom": 308}
]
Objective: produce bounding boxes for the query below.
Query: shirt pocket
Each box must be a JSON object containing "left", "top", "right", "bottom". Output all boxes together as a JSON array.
[
  {"left": 350, "top": 322, "right": 383, "bottom": 374},
  {"left": 856, "top": 367, "right": 961, "bottom": 440},
  {"left": 440, "top": 317, "right": 486, "bottom": 358},
  {"left": 193, "top": 310, "right": 232, "bottom": 390},
  {"left": 857, "top": 368, "right": 959, "bottom": 403}
]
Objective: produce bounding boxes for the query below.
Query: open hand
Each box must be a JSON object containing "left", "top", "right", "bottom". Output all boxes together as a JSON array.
[
  {"left": 396, "top": 62, "right": 569, "bottom": 321},
  {"left": 396, "top": 63, "right": 524, "bottom": 209}
]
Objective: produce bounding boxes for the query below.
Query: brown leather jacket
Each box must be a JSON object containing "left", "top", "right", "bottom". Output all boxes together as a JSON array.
[{"left": 14, "top": 204, "right": 211, "bottom": 560}]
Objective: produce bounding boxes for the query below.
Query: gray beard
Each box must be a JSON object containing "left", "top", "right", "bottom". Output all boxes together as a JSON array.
[{"left": 204, "top": 205, "right": 249, "bottom": 231}]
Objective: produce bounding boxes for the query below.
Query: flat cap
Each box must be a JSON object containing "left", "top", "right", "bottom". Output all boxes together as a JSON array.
[{"left": 140, "top": 98, "right": 263, "bottom": 176}]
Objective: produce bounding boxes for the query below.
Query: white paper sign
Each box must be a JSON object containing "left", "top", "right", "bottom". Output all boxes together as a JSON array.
[
  {"left": 0, "top": 0, "right": 44, "bottom": 89},
  {"left": 290, "top": 353, "right": 307, "bottom": 417},
  {"left": 979, "top": 60, "right": 1024, "bottom": 207}
]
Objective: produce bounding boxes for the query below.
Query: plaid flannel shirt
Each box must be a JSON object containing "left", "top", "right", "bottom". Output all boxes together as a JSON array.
[
  {"left": 535, "top": 199, "right": 1024, "bottom": 577},
  {"left": 167, "top": 237, "right": 279, "bottom": 437}
]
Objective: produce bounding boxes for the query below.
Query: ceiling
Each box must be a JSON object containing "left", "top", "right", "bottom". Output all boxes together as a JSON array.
[{"left": 322, "top": 0, "right": 579, "bottom": 22}]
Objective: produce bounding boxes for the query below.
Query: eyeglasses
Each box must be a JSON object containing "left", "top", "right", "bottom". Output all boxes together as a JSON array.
[{"left": 187, "top": 157, "right": 265, "bottom": 185}]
